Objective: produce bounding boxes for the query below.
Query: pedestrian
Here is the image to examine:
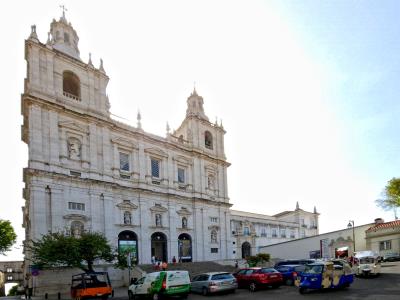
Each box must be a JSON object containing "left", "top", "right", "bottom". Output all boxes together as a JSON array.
[
  {"left": 172, "top": 256, "right": 177, "bottom": 265},
  {"left": 151, "top": 255, "right": 156, "bottom": 265},
  {"left": 162, "top": 261, "right": 168, "bottom": 271},
  {"left": 235, "top": 260, "right": 238, "bottom": 268}
]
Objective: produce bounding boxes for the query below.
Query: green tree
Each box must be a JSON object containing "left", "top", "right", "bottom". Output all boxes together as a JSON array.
[
  {"left": 0, "top": 219, "right": 17, "bottom": 255},
  {"left": 7, "top": 285, "right": 19, "bottom": 296},
  {"left": 376, "top": 177, "right": 400, "bottom": 210},
  {"left": 246, "top": 253, "right": 271, "bottom": 267},
  {"left": 30, "top": 231, "right": 114, "bottom": 273}
]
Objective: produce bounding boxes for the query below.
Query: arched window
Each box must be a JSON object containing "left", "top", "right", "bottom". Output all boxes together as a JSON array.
[
  {"left": 204, "top": 131, "right": 213, "bottom": 149},
  {"left": 71, "top": 221, "right": 84, "bottom": 237},
  {"left": 182, "top": 217, "right": 188, "bottom": 229},
  {"left": 63, "top": 71, "right": 81, "bottom": 100},
  {"left": 124, "top": 211, "right": 132, "bottom": 225},
  {"left": 64, "top": 32, "right": 70, "bottom": 44},
  {"left": 178, "top": 135, "right": 184, "bottom": 143},
  {"left": 211, "top": 230, "right": 218, "bottom": 243}
]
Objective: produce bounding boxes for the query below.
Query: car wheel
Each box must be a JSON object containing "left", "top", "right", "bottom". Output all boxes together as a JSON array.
[
  {"left": 202, "top": 287, "right": 208, "bottom": 296},
  {"left": 181, "top": 293, "right": 188, "bottom": 299},
  {"left": 285, "top": 279, "right": 293, "bottom": 286},
  {"left": 249, "top": 282, "right": 257, "bottom": 292},
  {"left": 299, "top": 287, "right": 307, "bottom": 294}
]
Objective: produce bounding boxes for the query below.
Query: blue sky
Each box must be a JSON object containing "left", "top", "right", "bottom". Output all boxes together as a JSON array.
[{"left": 1, "top": 0, "right": 399, "bottom": 261}]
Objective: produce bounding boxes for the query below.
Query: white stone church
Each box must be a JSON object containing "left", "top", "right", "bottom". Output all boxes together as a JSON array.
[{"left": 21, "top": 13, "right": 319, "bottom": 278}]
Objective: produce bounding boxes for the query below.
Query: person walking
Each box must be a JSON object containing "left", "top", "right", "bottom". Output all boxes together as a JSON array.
[
  {"left": 172, "top": 256, "right": 177, "bottom": 265},
  {"left": 162, "top": 261, "right": 168, "bottom": 271}
]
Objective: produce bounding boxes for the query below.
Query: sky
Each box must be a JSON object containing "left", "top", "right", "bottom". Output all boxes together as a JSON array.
[{"left": 1, "top": 0, "right": 400, "bottom": 261}]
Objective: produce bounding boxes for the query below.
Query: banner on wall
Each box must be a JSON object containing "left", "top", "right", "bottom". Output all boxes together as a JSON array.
[
  {"left": 119, "top": 240, "right": 137, "bottom": 261},
  {"left": 320, "top": 238, "right": 330, "bottom": 258}
]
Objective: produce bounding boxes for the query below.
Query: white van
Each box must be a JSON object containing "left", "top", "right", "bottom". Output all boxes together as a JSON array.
[
  {"left": 128, "top": 270, "right": 190, "bottom": 300},
  {"left": 352, "top": 250, "right": 381, "bottom": 277}
]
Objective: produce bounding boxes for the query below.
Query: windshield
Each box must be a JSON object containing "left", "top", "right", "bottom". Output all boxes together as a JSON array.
[
  {"left": 304, "top": 265, "right": 323, "bottom": 274},
  {"left": 359, "top": 257, "right": 375, "bottom": 264},
  {"left": 211, "top": 273, "right": 234, "bottom": 280}
]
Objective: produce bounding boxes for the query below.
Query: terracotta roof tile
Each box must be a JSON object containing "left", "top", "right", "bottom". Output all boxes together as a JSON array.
[{"left": 366, "top": 220, "right": 400, "bottom": 232}]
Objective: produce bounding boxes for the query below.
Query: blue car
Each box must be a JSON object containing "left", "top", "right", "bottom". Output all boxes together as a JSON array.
[
  {"left": 275, "top": 264, "right": 305, "bottom": 285},
  {"left": 296, "top": 261, "right": 354, "bottom": 294}
]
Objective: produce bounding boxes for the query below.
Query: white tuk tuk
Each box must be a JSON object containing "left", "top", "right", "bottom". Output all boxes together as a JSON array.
[{"left": 352, "top": 250, "right": 381, "bottom": 277}]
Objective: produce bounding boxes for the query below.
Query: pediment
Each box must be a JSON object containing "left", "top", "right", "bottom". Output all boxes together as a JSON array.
[
  {"left": 111, "top": 136, "right": 138, "bottom": 150},
  {"left": 116, "top": 201, "right": 138, "bottom": 210},
  {"left": 150, "top": 204, "right": 168, "bottom": 213},
  {"left": 144, "top": 147, "right": 168, "bottom": 158},
  {"left": 63, "top": 214, "right": 90, "bottom": 221},
  {"left": 208, "top": 225, "right": 220, "bottom": 231},
  {"left": 59, "top": 121, "right": 88, "bottom": 133},
  {"left": 176, "top": 207, "right": 192, "bottom": 216},
  {"left": 173, "top": 155, "right": 193, "bottom": 165}
]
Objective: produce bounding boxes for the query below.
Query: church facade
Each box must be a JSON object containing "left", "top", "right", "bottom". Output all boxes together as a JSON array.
[{"left": 21, "top": 13, "right": 319, "bottom": 279}]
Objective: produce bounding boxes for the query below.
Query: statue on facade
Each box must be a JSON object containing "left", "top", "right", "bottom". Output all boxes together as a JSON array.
[
  {"left": 68, "top": 138, "right": 81, "bottom": 160},
  {"left": 124, "top": 211, "right": 132, "bottom": 225}
]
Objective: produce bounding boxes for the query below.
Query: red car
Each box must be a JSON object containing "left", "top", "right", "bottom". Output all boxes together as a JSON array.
[
  {"left": 233, "top": 268, "right": 260, "bottom": 288},
  {"left": 234, "top": 267, "right": 283, "bottom": 292}
]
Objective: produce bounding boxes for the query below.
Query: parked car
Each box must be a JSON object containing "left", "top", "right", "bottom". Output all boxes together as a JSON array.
[
  {"left": 382, "top": 253, "right": 400, "bottom": 262},
  {"left": 246, "top": 268, "right": 283, "bottom": 292},
  {"left": 233, "top": 268, "right": 261, "bottom": 288},
  {"left": 190, "top": 272, "right": 237, "bottom": 295},
  {"left": 274, "top": 259, "right": 315, "bottom": 268},
  {"left": 128, "top": 270, "right": 190, "bottom": 300},
  {"left": 275, "top": 264, "right": 306, "bottom": 285}
]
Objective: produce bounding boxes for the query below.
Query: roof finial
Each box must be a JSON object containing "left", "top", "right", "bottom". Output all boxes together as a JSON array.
[
  {"left": 192, "top": 81, "right": 197, "bottom": 96},
  {"left": 88, "top": 53, "right": 94, "bottom": 67},
  {"left": 60, "top": 5, "right": 68, "bottom": 20},
  {"left": 99, "top": 58, "right": 105, "bottom": 73},
  {"left": 137, "top": 110, "right": 142, "bottom": 129},
  {"left": 29, "top": 25, "right": 39, "bottom": 41},
  {"left": 296, "top": 201, "right": 300, "bottom": 210},
  {"left": 313, "top": 206, "right": 317, "bottom": 214},
  {"left": 166, "top": 122, "right": 170, "bottom": 135},
  {"left": 215, "top": 117, "right": 218, "bottom": 126}
]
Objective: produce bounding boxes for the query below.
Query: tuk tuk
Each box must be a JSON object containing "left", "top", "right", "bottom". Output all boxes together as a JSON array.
[
  {"left": 295, "top": 260, "right": 354, "bottom": 294},
  {"left": 352, "top": 250, "right": 381, "bottom": 277},
  {"left": 71, "top": 272, "right": 113, "bottom": 300}
]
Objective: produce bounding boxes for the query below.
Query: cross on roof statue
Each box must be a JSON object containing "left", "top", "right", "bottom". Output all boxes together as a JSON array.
[{"left": 60, "top": 5, "right": 68, "bottom": 18}]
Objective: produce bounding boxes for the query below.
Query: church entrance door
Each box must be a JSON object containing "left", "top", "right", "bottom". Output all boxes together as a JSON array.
[
  {"left": 118, "top": 230, "right": 139, "bottom": 264},
  {"left": 178, "top": 233, "right": 192, "bottom": 262},
  {"left": 241, "top": 242, "right": 251, "bottom": 259},
  {"left": 151, "top": 232, "right": 168, "bottom": 262}
]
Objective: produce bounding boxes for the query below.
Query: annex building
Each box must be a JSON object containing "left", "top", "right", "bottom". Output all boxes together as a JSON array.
[{"left": 20, "top": 13, "right": 319, "bottom": 291}]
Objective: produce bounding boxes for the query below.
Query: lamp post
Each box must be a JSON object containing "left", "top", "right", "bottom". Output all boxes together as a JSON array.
[{"left": 347, "top": 220, "right": 355, "bottom": 254}]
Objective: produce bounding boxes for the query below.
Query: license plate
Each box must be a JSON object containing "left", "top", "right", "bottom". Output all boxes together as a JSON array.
[{"left": 270, "top": 275, "right": 277, "bottom": 278}]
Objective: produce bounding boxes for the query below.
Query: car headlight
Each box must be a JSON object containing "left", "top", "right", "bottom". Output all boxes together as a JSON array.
[{"left": 311, "top": 278, "right": 318, "bottom": 281}]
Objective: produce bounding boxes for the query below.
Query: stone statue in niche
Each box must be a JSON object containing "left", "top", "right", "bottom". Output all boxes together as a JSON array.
[
  {"left": 68, "top": 137, "right": 81, "bottom": 160},
  {"left": 208, "top": 175, "right": 215, "bottom": 190},
  {"left": 124, "top": 211, "right": 132, "bottom": 225},
  {"left": 211, "top": 230, "right": 217, "bottom": 243},
  {"left": 155, "top": 214, "right": 162, "bottom": 227},
  {"left": 71, "top": 221, "right": 83, "bottom": 237}
]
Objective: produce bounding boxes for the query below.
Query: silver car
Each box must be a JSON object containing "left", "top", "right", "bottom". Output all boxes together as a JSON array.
[{"left": 191, "top": 272, "right": 238, "bottom": 295}]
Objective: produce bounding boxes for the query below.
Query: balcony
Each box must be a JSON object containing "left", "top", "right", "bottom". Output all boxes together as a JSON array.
[{"left": 63, "top": 91, "right": 81, "bottom": 101}]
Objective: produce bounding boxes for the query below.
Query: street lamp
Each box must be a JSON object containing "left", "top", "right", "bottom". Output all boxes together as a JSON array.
[{"left": 347, "top": 220, "right": 355, "bottom": 254}]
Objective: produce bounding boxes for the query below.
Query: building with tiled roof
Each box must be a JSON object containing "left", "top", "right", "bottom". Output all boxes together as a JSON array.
[{"left": 366, "top": 218, "right": 400, "bottom": 256}]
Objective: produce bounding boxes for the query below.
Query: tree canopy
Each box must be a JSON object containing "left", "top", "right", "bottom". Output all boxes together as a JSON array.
[
  {"left": 376, "top": 177, "right": 400, "bottom": 210},
  {"left": 30, "top": 231, "right": 114, "bottom": 272},
  {"left": 0, "top": 219, "right": 17, "bottom": 255}
]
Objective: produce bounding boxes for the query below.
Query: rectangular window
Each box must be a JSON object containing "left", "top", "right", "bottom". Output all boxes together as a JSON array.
[
  {"left": 211, "top": 248, "right": 218, "bottom": 253},
  {"left": 280, "top": 228, "right": 286, "bottom": 238},
  {"left": 210, "top": 217, "right": 218, "bottom": 223},
  {"left": 290, "top": 230, "right": 296, "bottom": 238},
  {"left": 68, "top": 202, "right": 85, "bottom": 211},
  {"left": 379, "top": 240, "right": 392, "bottom": 251},
  {"left": 178, "top": 168, "right": 185, "bottom": 183},
  {"left": 301, "top": 229, "right": 306, "bottom": 238},
  {"left": 151, "top": 159, "right": 160, "bottom": 178},
  {"left": 119, "top": 152, "right": 130, "bottom": 171},
  {"left": 243, "top": 227, "right": 250, "bottom": 236},
  {"left": 261, "top": 228, "right": 267, "bottom": 237},
  {"left": 272, "top": 228, "right": 277, "bottom": 238}
]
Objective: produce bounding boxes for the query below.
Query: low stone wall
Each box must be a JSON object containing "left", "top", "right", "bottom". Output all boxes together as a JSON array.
[{"left": 30, "top": 265, "right": 137, "bottom": 297}]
